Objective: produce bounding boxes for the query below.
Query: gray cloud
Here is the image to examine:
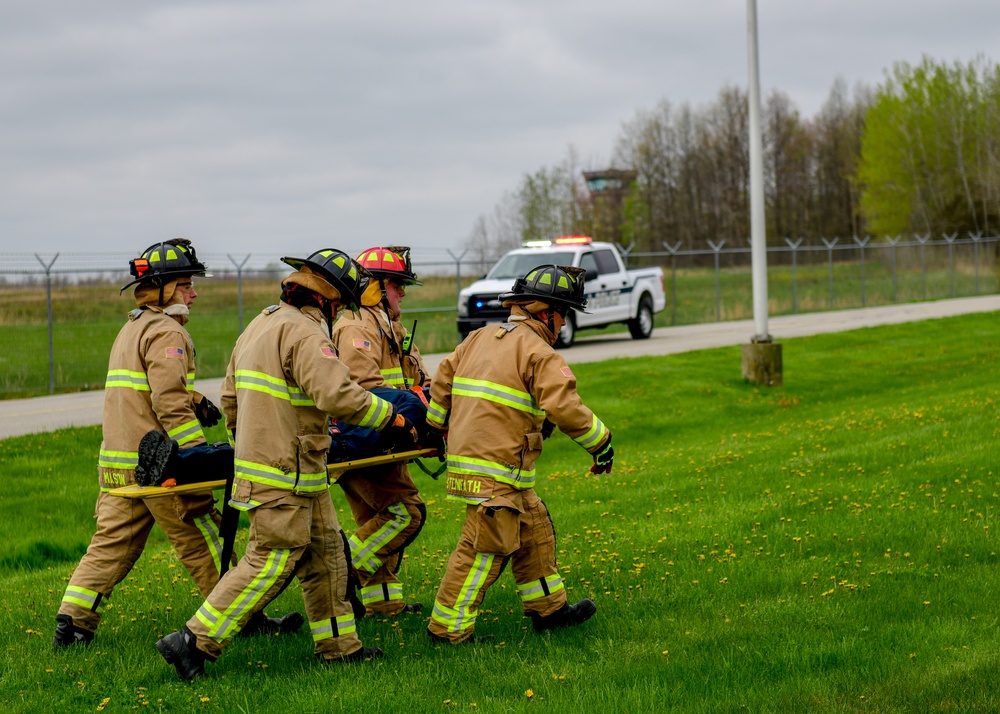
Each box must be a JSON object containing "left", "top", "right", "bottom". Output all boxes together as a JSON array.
[{"left": 2, "top": 0, "right": 998, "bottom": 261}]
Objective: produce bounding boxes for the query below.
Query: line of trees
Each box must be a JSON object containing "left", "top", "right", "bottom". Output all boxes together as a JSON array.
[{"left": 467, "top": 55, "right": 1000, "bottom": 264}]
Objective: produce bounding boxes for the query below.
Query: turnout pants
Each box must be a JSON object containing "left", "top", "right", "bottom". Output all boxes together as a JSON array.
[
  {"left": 428, "top": 489, "right": 566, "bottom": 643},
  {"left": 187, "top": 491, "right": 363, "bottom": 661},
  {"left": 338, "top": 463, "right": 425, "bottom": 616},
  {"left": 58, "top": 491, "right": 224, "bottom": 634}
]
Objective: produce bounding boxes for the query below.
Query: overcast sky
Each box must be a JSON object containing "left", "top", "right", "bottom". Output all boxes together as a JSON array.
[{"left": 2, "top": 0, "right": 998, "bottom": 267}]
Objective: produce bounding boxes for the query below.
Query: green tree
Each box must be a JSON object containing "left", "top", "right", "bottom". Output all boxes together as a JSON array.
[{"left": 858, "top": 55, "right": 1000, "bottom": 236}]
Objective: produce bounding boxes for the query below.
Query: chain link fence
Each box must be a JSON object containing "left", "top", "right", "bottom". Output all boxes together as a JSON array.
[{"left": 2, "top": 235, "right": 998, "bottom": 398}]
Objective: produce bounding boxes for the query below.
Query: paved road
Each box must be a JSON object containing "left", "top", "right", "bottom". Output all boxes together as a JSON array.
[{"left": 3, "top": 294, "right": 998, "bottom": 439}]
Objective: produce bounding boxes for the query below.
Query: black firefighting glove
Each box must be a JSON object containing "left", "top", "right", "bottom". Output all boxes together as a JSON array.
[
  {"left": 541, "top": 418, "right": 556, "bottom": 440},
  {"left": 194, "top": 395, "right": 222, "bottom": 428},
  {"left": 379, "top": 407, "right": 420, "bottom": 453},
  {"left": 421, "top": 424, "right": 447, "bottom": 462},
  {"left": 590, "top": 437, "right": 614, "bottom": 475}
]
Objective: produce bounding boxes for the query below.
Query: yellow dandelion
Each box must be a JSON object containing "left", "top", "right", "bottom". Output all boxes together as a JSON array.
[{"left": 526, "top": 689, "right": 534, "bottom": 698}]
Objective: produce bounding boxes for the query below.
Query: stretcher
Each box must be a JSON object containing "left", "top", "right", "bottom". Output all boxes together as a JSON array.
[
  {"left": 107, "top": 448, "right": 441, "bottom": 574},
  {"left": 106, "top": 448, "right": 440, "bottom": 499}
]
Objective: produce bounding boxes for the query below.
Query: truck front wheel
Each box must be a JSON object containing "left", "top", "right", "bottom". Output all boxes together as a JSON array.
[
  {"left": 555, "top": 313, "right": 576, "bottom": 348},
  {"left": 628, "top": 294, "right": 654, "bottom": 339}
]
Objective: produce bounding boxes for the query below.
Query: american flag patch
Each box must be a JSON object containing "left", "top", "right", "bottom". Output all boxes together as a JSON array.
[
  {"left": 320, "top": 346, "right": 337, "bottom": 358},
  {"left": 165, "top": 347, "right": 184, "bottom": 358},
  {"left": 561, "top": 367, "right": 574, "bottom": 378},
  {"left": 353, "top": 338, "right": 371, "bottom": 351}
]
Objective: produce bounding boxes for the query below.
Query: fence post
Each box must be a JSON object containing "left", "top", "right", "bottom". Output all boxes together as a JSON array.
[
  {"left": 853, "top": 235, "right": 870, "bottom": 307},
  {"left": 969, "top": 231, "right": 982, "bottom": 294},
  {"left": 446, "top": 249, "right": 469, "bottom": 308},
  {"left": 886, "top": 235, "right": 900, "bottom": 302},
  {"left": 914, "top": 233, "right": 930, "bottom": 300},
  {"left": 943, "top": 233, "right": 957, "bottom": 297},
  {"left": 784, "top": 238, "right": 803, "bottom": 314},
  {"left": 34, "top": 253, "right": 60, "bottom": 394},
  {"left": 661, "top": 241, "right": 682, "bottom": 326},
  {"left": 821, "top": 237, "right": 838, "bottom": 308},
  {"left": 228, "top": 253, "right": 251, "bottom": 333},
  {"left": 707, "top": 239, "right": 725, "bottom": 321}
]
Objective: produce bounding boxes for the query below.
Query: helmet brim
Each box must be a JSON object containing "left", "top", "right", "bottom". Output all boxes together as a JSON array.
[
  {"left": 498, "top": 291, "right": 589, "bottom": 314},
  {"left": 119, "top": 268, "right": 210, "bottom": 294}
]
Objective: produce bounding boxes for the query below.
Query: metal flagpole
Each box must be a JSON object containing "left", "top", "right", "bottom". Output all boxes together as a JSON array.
[{"left": 742, "top": 0, "right": 783, "bottom": 385}]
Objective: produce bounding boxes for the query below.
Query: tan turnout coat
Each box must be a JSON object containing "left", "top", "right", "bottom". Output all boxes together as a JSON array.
[
  {"left": 99, "top": 306, "right": 206, "bottom": 489},
  {"left": 427, "top": 313, "right": 611, "bottom": 505},
  {"left": 220, "top": 302, "right": 396, "bottom": 508}
]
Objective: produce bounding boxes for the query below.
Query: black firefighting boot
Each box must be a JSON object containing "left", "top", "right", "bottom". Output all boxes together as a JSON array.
[
  {"left": 135, "top": 430, "right": 178, "bottom": 487},
  {"left": 156, "top": 627, "right": 207, "bottom": 681},
  {"left": 403, "top": 602, "right": 424, "bottom": 613},
  {"left": 316, "top": 645, "right": 385, "bottom": 663},
  {"left": 52, "top": 614, "right": 94, "bottom": 648},
  {"left": 529, "top": 598, "right": 597, "bottom": 632},
  {"left": 238, "top": 610, "right": 305, "bottom": 637}
]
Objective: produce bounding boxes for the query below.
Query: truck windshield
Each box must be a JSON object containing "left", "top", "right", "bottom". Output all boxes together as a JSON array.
[{"left": 488, "top": 251, "right": 576, "bottom": 279}]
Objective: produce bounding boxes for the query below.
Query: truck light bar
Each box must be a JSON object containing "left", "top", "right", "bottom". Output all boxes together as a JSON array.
[
  {"left": 523, "top": 240, "right": 552, "bottom": 248},
  {"left": 553, "top": 235, "right": 592, "bottom": 245}
]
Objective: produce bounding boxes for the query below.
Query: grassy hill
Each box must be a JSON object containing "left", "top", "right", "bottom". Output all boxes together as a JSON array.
[{"left": 1, "top": 311, "right": 998, "bottom": 712}]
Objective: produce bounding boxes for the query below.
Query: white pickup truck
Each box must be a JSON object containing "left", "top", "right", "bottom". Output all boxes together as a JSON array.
[{"left": 457, "top": 236, "right": 666, "bottom": 347}]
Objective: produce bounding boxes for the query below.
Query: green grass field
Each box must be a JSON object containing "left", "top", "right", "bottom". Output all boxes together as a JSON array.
[{"left": 1, "top": 312, "right": 999, "bottom": 712}]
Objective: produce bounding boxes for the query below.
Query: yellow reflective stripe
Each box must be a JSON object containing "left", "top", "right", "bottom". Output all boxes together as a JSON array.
[
  {"left": 426, "top": 400, "right": 447, "bottom": 427},
  {"left": 358, "top": 394, "right": 392, "bottom": 429},
  {"left": 234, "top": 459, "right": 328, "bottom": 492},
  {"left": 187, "top": 371, "right": 196, "bottom": 391},
  {"left": 312, "top": 613, "right": 357, "bottom": 641},
  {"left": 193, "top": 513, "right": 223, "bottom": 574},
  {"left": 62, "top": 585, "right": 100, "bottom": 609},
  {"left": 99, "top": 449, "right": 138, "bottom": 469},
  {"left": 195, "top": 601, "right": 225, "bottom": 633},
  {"left": 105, "top": 369, "right": 150, "bottom": 391},
  {"left": 234, "top": 370, "right": 316, "bottom": 407},
  {"left": 516, "top": 574, "right": 565, "bottom": 601},
  {"left": 311, "top": 618, "right": 334, "bottom": 641},
  {"left": 167, "top": 419, "right": 204, "bottom": 446},
  {"left": 380, "top": 367, "right": 405, "bottom": 386},
  {"left": 294, "top": 472, "right": 330, "bottom": 492},
  {"left": 349, "top": 503, "right": 410, "bottom": 574},
  {"left": 574, "top": 414, "right": 609, "bottom": 450},
  {"left": 361, "top": 583, "right": 403, "bottom": 604},
  {"left": 335, "top": 612, "right": 357, "bottom": 636},
  {"left": 197, "top": 548, "right": 290, "bottom": 639},
  {"left": 435, "top": 553, "right": 493, "bottom": 634},
  {"left": 453, "top": 377, "right": 544, "bottom": 415},
  {"left": 447, "top": 454, "right": 535, "bottom": 489}
]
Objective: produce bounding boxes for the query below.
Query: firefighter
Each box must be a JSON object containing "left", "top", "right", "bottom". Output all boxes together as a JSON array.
[
  {"left": 424, "top": 264, "right": 614, "bottom": 644},
  {"left": 53, "top": 239, "right": 301, "bottom": 648},
  {"left": 330, "top": 246, "right": 431, "bottom": 617},
  {"left": 156, "top": 248, "right": 421, "bottom": 680}
]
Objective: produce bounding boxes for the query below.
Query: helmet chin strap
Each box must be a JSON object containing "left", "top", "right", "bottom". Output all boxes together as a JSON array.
[{"left": 378, "top": 278, "right": 404, "bottom": 359}]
